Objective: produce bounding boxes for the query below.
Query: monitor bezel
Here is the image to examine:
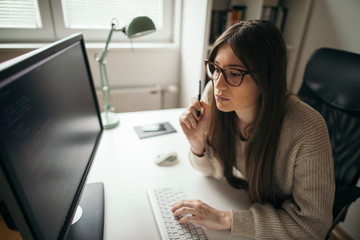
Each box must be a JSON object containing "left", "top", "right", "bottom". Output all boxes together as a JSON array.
[{"left": 0, "top": 33, "right": 104, "bottom": 240}]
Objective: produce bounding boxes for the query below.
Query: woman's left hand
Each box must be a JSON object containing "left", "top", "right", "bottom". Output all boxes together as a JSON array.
[{"left": 171, "top": 199, "right": 232, "bottom": 231}]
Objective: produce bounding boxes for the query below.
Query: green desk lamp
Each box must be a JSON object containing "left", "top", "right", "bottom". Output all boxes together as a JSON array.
[{"left": 96, "top": 16, "right": 156, "bottom": 129}]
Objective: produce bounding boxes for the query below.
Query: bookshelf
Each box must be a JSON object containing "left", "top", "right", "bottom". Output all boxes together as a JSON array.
[{"left": 202, "top": 0, "right": 313, "bottom": 89}]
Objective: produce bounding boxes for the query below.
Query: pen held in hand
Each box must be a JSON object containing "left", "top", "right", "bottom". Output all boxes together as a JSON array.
[{"left": 196, "top": 80, "right": 201, "bottom": 117}]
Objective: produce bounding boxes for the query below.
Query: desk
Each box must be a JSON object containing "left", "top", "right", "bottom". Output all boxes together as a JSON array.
[{"left": 86, "top": 108, "right": 252, "bottom": 240}]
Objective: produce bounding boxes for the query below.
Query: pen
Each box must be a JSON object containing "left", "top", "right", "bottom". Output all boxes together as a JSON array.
[{"left": 196, "top": 80, "right": 201, "bottom": 117}]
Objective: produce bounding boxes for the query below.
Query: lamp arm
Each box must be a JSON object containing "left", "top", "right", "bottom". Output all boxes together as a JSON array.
[
  {"left": 98, "top": 23, "right": 125, "bottom": 63},
  {"left": 98, "top": 25, "right": 114, "bottom": 62},
  {"left": 96, "top": 23, "right": 125, "bottom": 123}
]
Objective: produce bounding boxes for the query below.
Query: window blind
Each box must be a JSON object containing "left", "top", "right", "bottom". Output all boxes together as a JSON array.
[
  {"left": 0, "top": 0, "right": 42, "bottom": 28},
  {"left": 61, "top": 0, "right": 162, "bottom": 29}
]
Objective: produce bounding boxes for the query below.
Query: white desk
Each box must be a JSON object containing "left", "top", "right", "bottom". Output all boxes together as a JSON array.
[{"left": 86, "top": 108, "right": 253, "bottom": 240}]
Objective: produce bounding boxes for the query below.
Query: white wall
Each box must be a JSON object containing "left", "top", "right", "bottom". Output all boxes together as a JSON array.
[
  {"left": 86, "top": 46, "right": 179, "bottom": 88},
  {"left": 0, "top": 46, "right": 180, "bottom": 110},
  {"left": 291, "top": 0, "right": 360, "bottom": 92},
  {"left": 0, "top": 47, "right": 180, "bottom": 89},
  {"left": 178, "top": 0, "right": 210, "bottom": 107},
  {"left": 292, "top": 1, "right": 360, "bottom": 238}
]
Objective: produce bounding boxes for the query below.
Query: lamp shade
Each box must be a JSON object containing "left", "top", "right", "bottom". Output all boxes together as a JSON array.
[{"left": 125, "top": 16, "right": 156, "bottom": 38}]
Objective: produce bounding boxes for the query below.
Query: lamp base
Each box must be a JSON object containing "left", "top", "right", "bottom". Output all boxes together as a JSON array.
[{"left": 101, "top": 111, "right": 119, "bottom": 129}]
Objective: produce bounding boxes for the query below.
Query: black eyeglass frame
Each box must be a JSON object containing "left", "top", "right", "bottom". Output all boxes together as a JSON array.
[{"left": 204, "top": 59, "right": 250, "bottom": 87}]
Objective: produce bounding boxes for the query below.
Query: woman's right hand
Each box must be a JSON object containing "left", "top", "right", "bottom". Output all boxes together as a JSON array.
[{"left": 179, "top": 98, "right": 210, "bottom": 156}]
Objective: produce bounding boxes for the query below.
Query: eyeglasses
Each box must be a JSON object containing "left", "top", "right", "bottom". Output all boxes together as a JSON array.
[{"left": 204, "top": 60, "right": 250, "bottom": 87}]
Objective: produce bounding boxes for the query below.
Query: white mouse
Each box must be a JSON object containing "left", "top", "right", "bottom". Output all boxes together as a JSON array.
[{"left": 154, "top": 151, "right": 178, "bottom": 166}]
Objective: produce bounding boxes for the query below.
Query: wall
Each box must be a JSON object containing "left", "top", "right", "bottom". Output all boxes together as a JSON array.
[
  {"left": 0, "top": 44, "right": 180, "bottom": 110},
  {"left": 0, "top": 49, "right": 31, "bottom": 63},
  {"left": 86, "top": 46, "right": 179, "bottom": 89},
  {"left": 291, "top": 0, "right": 360, "bottom": 92},
  {"left": 292, "top": 1, "right": 360, "bottom": 239},
  {"left": 178, "top": 0, "right": 209, "bottom": 107},
  {"left": 0, "top": 46, "right": 180, "bottom": 91}
]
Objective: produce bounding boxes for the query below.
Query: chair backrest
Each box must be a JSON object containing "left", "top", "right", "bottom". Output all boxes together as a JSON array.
[{"left": 298, "top": 48, "right": 360, "bottom": 190}]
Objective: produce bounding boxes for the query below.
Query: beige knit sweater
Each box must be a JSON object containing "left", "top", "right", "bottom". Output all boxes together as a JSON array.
[{"left": 189, "top": 84, "right": 335, "bottom": 239}]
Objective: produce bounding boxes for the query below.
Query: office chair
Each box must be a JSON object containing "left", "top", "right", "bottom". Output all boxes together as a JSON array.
[{"left": 297, "top": 48, "right": 360, "bottom": 236}]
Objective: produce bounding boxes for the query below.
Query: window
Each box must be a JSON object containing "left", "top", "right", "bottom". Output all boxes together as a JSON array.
[
  {"left": 0, "top": 0, "right": 177, "bottom": 43},
  {"left": 61, "top": 0, "right": 161, "bottom": 29},
  {"left": 0, "top": 0, "right": 42, "bottom": 28}
]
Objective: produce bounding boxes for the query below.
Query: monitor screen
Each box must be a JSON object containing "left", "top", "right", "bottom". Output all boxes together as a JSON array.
[{"left": 0, "top": 34, "right": 103, "bottom": 240}]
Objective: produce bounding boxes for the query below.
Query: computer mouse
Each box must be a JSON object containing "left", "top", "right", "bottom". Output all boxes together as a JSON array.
[{"left": 154, "top": 151, "right": 178, "bottom": 166}]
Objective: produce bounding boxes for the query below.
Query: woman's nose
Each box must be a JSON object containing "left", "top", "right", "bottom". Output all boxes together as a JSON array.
[{"left": 214, "top": 72, "right": 228, "bottom": 90}]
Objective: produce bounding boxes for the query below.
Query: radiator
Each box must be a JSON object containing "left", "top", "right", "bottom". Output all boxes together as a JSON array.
[{"left": 96, "top": 85, "right": 169, "bottom": 113}]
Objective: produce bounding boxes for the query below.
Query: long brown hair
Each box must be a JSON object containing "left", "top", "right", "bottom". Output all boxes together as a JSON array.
[{"left": 207, "top": 20, "right": 287, "bottom": 207}]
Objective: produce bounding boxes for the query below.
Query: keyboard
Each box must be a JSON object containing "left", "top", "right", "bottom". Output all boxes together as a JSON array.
[{"left": 147, "top": 186, "right": 208, "bottom": 240}]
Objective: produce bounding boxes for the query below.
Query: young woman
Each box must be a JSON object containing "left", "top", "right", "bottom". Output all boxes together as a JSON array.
[{"left": 172, "top": 20, "right": 335, "bottom": 239}]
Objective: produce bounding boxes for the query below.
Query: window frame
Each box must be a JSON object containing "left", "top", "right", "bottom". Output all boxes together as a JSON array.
[
  {"left": 0, "top": 0, "right": 55, "bottom": 43},
  {"left": 0, "top": 0, "right": 178, "bottom": 44}
]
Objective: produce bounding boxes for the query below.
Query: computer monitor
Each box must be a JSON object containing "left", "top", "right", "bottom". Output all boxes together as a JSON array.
[{"left": 0, "top": 34, "right": 104, "bottom": 240}]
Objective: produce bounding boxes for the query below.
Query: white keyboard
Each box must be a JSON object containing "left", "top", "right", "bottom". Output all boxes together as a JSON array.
[{"left": 147, "top": 186, "right": 208, "bottom": 240}]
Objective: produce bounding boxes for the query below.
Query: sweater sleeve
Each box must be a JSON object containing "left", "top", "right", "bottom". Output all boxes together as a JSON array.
[{"left": 188, "top": 143, "right": 224, "bottom": 180}]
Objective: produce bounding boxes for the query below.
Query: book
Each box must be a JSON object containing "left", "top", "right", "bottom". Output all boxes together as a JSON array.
[
  {"left": 261, "top": 6, "right": 287, "bottom": 32},
  {"left": 209, "top": 6, "right": 246, "bottom": 44}
]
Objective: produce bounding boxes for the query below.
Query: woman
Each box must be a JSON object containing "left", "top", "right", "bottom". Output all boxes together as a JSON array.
[{"left": 172, "top": 20, "right": 335, "bottom": 239}]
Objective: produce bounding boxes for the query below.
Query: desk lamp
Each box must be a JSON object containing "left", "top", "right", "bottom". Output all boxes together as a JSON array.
[{"left": 96, "top": 16, "right": 156, "bottom": 129}]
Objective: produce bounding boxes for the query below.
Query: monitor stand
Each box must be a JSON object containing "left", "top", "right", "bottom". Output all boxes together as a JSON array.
[{"left": 66, "top": 182, "right": 104, "bottom": 240}]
